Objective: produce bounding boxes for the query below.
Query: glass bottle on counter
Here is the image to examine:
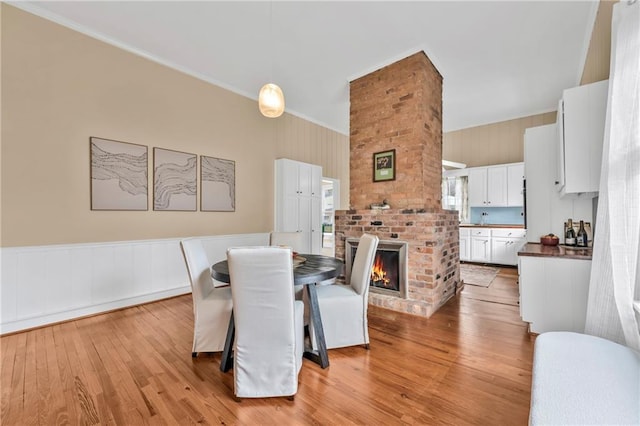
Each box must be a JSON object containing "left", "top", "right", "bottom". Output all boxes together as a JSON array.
[
  {"left": 576, "top": 220, "right": 588, "bottom": 247},
  {"left": 565, "top": 219, "right": 576, "bottom": 246}
]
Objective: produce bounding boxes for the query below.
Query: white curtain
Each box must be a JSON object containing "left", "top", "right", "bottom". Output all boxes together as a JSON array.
[{"left": 584, "top": 0, "right": 640, "bottom": 351}]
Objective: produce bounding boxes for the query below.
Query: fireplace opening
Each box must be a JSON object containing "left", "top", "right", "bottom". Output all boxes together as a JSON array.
[{"left": 346, "top": 238, "right": 408, "bottom": 298}]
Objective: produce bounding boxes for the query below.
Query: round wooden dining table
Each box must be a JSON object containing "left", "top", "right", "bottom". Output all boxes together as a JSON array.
[{"left": 212, "top": 254, "right": 344, "bottom": 371}]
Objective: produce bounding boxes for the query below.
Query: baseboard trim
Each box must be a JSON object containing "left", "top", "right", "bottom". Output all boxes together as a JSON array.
[{"left": 0, "top": 285, "right": 191, "bottom": 336}]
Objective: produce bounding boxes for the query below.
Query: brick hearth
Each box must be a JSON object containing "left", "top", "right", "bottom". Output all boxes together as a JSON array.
[
  {"left": 338, "top": 51, "right": 460, "bottom": 318},
  {"left": 335, "top": 208, "right": 459, "bottom": 317}
]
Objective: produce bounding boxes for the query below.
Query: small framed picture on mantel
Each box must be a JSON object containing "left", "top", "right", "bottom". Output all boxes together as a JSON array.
[{"left": 373, "top": 149, "right": 396, "bottom": 182}]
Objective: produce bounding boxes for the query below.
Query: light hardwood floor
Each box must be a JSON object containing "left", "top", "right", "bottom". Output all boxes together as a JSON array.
[{"left": 1, "top": 267, "right": 535, "bottom": 425}]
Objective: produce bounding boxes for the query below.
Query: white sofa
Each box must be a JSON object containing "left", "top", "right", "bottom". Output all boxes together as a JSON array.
[{"left": 529, "top": 331, "right": 640, "bottom": 425}]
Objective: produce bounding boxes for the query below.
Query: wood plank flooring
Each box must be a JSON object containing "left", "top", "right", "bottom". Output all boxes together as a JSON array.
[
  {"left": 1, "top": 268, "right": 535, "bottom": 425},
  {"left": 461, "top": 265, "right": 521, "bottom": 308}
]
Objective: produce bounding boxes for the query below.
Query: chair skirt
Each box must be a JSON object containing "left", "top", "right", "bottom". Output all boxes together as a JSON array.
[{"left": 310, "top": 284, "right": 368, "bottom": 350}]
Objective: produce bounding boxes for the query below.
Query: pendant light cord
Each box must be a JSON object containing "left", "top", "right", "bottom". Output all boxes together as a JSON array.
[{"left": 269, "top": 1, "right": 273, "bottom": 82}]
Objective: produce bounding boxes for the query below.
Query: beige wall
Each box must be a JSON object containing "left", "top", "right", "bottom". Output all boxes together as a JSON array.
[
  {"left": 442, "top": 112, "right": 557, "bottom": 167},
  {"left": 580, "top": 0, "right": 615, "bottom": 85},
  {"left": 274, "top": 114, "right": 349, "bottom": 209},
  {"left": 1, "top": 5, "right": 348, "bottom": 247}
]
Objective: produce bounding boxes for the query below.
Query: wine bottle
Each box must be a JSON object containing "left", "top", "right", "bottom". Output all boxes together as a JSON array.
[
  {"left": 565, "top": 219, "right": 576, "bottom": 246},
  {"left": 576, "top": 220, "right": 588, "bottom": 247}
]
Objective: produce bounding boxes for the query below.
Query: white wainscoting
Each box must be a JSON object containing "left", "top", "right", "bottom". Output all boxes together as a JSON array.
[{"left": 0, "top": 233, "right": 269, "bottom": 334}]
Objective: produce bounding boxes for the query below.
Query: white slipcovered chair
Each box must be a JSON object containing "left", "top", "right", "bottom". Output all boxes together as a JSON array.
[
  {"left": 310, "top": 233, "right": 379, "bottom": 350},
  {"left": 529, "top": 331, "right": 640, "bottom": 425},
  {"left": 270, "top": 231, "right": 307, "bottom": 298},
  {"left": 180, "top": 238, "right": 233, "bottom": 356},
  {"left": 270, "top": 231, "right": 304, "bottom": 252},
  {"left": 227, "top": 246, "right": 304, "bottom": 399}
]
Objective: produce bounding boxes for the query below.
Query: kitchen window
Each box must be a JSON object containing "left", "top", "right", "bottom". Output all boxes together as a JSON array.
[{"left": 442, "top": 175, "right": 469, "bottom": 223}]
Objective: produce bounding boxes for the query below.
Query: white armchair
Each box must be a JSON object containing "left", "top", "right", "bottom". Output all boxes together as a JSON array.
[
  {"left": 227, "top": 246, "right": 304, "bottom": 399},
  {"left": 180, "top": 238, "right": 233, "bottom": 356},
  {"left": 310, "top": 233, "right": 379, "bottom": 350}
]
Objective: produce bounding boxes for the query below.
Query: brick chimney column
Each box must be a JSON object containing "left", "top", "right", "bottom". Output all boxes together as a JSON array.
[{"left": 349, "top": 51, "right": 443, "bottom": 210}]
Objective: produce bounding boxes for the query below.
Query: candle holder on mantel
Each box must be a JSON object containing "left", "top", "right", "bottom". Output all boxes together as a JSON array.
[{"left": 370, "top": 199, "right": 391, "bottom": 210}]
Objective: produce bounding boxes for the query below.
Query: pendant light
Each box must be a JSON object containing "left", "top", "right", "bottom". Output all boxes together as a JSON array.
[
  {"left": 259, "top": 83, "right": 285, "bottom": 118},
  {"left": 258, "top": 2, "right": 285, "bottom": 118}
]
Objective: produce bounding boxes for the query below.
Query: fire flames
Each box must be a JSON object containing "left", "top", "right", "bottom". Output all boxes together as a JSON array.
[{"left": 371, "top": 254, "right": 391, "bottom": 287}]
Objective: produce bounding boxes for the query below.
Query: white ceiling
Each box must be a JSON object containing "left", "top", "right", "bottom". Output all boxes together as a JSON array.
[{"left": 14, "top": 1, "right": 599, "bottom": 134}]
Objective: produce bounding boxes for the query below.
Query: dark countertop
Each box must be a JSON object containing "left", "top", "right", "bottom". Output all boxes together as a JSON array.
[
  {"left": 459, "top": 224, "right": 525, "bottom": 229},
  {"left": 518, "top": 243, "right": 593, "bottom": 260}
]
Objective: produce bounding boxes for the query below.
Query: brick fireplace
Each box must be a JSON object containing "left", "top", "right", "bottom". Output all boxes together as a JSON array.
[
  {"left": 346, "top": 238, "right": 408, "bottom": 299},
  {"left": 335, "top": 51, "right": 460, "bottom": 318}
]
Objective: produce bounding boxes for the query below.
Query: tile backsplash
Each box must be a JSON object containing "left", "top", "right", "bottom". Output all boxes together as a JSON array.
[{"left": 469, "top": 207, "right": 524, "bottom": 225}]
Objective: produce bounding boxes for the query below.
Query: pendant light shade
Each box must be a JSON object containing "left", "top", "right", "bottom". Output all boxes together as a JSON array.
[{"left": 258, "top": 83, "right": 285, "bottom": 118}]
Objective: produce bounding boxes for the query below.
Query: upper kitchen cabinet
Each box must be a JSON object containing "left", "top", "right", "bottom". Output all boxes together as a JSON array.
[
  {"left": 468, "top": 163, "right": 524, "bottom": 207},
  {"left": 468, "top": 167, "right": 489, "bottom": 207},
  {"left": 279, "top": 157, "right": 322, "bottom": 198},
  {"left": 556, "top": 79, "right": 609, "bottom": 196},
  {"left": 506, "top": 163, "right": 525, "bottom": 206},
  {"left": 525, "top": 124, "right": 593, "bottom": 243}
]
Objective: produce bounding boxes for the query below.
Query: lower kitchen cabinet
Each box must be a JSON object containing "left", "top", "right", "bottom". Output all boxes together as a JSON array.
[
  {"left": 490, "top": 228, "right": 527, "bottom": 265},
  {"left": 518, "top": 255, "right": 591, "bottom": 334},
  {"left": 459, "top": 228, "right": 471, "bottom": 261},
  {"left": 461, "top": 226, "right": 525, "bottom": 265},
  {"left": 470, "top": 228, "right": 491, "bottom": 262}
]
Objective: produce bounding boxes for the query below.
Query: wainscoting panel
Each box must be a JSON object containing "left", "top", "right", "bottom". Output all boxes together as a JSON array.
[{"left": 0, "top": 233, "right": 269, "bottom": 334}]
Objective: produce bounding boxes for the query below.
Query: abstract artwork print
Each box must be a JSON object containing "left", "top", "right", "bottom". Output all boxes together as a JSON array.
[
  {"left": 153, "top": 148, "right": 197, "bottom": 211},
  {"left": 201, "top": 155, "right": 235, "bottom": 212},
  {"left": 90, "top": 137, "right": 148, "bottom": 211}
]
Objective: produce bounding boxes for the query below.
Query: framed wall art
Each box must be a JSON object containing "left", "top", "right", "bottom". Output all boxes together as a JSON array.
[
  {"left": 153, "top": 147, "right": 197, "bottom": 211},
  {"left": 90, "top": 137, "right": 148, "bottom": 210},
  {"left": 373, "top": 149, "right": 396, "bottom": 182},
  {"left": 201, "top": 155, "right": 235, "bottom": 212}
]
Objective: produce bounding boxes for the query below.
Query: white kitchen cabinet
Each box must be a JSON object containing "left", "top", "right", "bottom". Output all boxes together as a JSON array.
[
  {"left": 506, "top": 163, "right": 524, "bottom": 206},
  {"left": 275, "top": 159, "right": 322, "bottom": 254},
  {"left": 518, "top": 255, "right": 591, "bottom": 333},
  {"left": 556, "top": 79, "right": 608, "bottom": 196},
  {"left": 463, "top": 226, "right": 525, "bottom": 265},
  {"left": 487, "top": 167, "right": 507, "bottom": 206},
  {"left": 470, "top": 228, "right": 491, "bottom": 262},
  {"left": 459, "top": 228, "right": 471, "bottom": 261},
  {"left": 490, "top": 229, "right": 526, "bottom": 266},
  {"left": 468, "top": 163, "right": 523, "bottom": 207},
  {"left": 469, "top": 166, "right": 506, "bottom": 207},
  {"left": 468, "top": 168, "right": 488, "bottom": 207},
  {"left": 524, "top": 124, "right": 593, "bottom": 243},
  {"left": 279, "top": 158, "right": 321, "bottom": 198},
  {"left": 311, "top": 196, "right": 322, "bottom": 254}
]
